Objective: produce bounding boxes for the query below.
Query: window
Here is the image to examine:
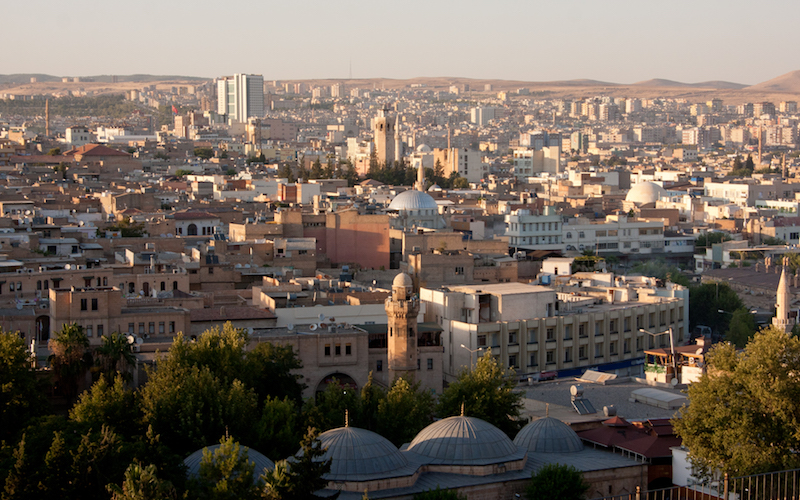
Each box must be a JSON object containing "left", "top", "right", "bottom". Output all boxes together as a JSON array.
[
  {"left": 455, "top": 266, "right": 464, "bottom": 275},
  {"left": 564, "top": 324, "right": 572, "bottom": 340},
  {"left": 91, "top": 298, "right": 98, "bottom": 311},
  {"left": 161, "top": 281, "right": 166, "bottom": 291},
  {"left": 509, "top": 330, "right": 518, "bottom": 344},
  {"left": 128, "top": 323, "right": 134, "bottom": 334},
  {"left": 610, "top": 341, "right": 618, "bottom": 355},
  {"left": 103, "top": 277, "right": 108, "bottom": 286},
  {"left": 624, "top": 317, "right": 630, "bottom": 332},
  {"left": 208, "top": 267, "right": 214, "bottom": 275},
  {"left": 345, "top": 343, "right": 352, "bottom": 355},
  {"left": 579, "top": 345, "right": 587, "bottom": 360},
  {"left": 97, "top": 325, "right": 103, "bottom": 337},
  {"left": 528, "top": 328, "right": 538, "bottom": 343},
  {"left": 595, "top": 321, "right": 603, "bottom": 336},
  {"left": 579, "top": 323, "right": 587, "bottom": 338},
  {"left": 610, "top": 319, "right": 617, "bottom": 333},
  {"left": 529, "top": 353, "right": 538, "bottom": 367},
  {"left": 80, "top": 298, "right": 87, "bottom": 311},
  {"left": 139, "top": 323, "right": 145, "bottom": 334},
  {"left": 377, "top": 360, "right": 383, "bottom": 371},
  {"left": 37, "top": 280, "right": 42, "bottom": 290},
  {"left": 427, "top": 358, "right": 433, "bottom": 370},
  {"left": 546, "top": 350, "right": 555, "bottom": 364},
  {"left": 86, "top": 326, "right": 92, "bottom": 337},
  {"left": 478, "top": 334, "right": 487, "bottom": 347},
  {"left": 149, "top": 322, "right": 155, "bottom": 334},
  {"left": 595, "top": 343, "right": 603, "bottom": 358},
  {"left": 564, "top": 347, "right": 572, "bottom": 363},
  {"left": 129, "top": 283, "right": 135, "bottom": 294},
  {"left": 417, "top": 358, "right": 421, "bottom": 369},
  {"left": 159, "top": 322, "right": 165, "bottom": 334},
  {"left": 624, "top": 339, "right": 631, "bottom": 354},
  {"left": 546, "top": 328, "right": 555, "bottom": 341},
  {"left": 509, "top": 354, "right": 518, "bottom": 369},
  {"left": 169, "top": 322, "right": 175, "bottom": 333},
  {"left": 335, "top": 344, "right": 341, "bottom": 356},
  {"left": 579, "top": 231, "right": 585, "bottom": 238}
]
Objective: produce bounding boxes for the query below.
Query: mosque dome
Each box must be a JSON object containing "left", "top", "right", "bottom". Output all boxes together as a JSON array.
[
  {"left": 513, "top": 417, "right": 583, "bottom": 453},
  {"left": 312, "top": 426, "right": 411, "bottom": 480},
  {"left": 625, "top": 182, "right": 666, "bottom": 206},
  {"left": 388, "top": 189, "right": 439, "bottom": 211},
  {"left": 406, "top": 415, "right": 520, "bottom": 465},
  {"left": 184, "top": 444, "right": 274, "bottom": 479},
  {"left": 416, "top": 144, "right": 432, "bottom": 153},
  {"left": 393, "top": 272, "right": 413, "bottom": 288}
]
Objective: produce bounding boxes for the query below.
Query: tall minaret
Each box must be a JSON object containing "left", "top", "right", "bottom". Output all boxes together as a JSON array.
[
  {"left": 773, "top": 256, "right": 795, "bottom": 333},
  {"left": 386, "top": 272, "right": 419, "bottom": 382},
  {"left": 415, "top": 160, "right": 426, "bottom": 192}
]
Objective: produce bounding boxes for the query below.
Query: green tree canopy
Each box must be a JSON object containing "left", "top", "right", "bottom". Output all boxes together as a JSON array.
[
  {"left": 673, "top": 326, "right": 800, "bottom": 479},
  {"left": 376, "top": 377, "right": 435, "bottom": 447},
  {"left": 413, "top": 486, "right": 466, "bottom": 500},
  {"left": 69, "top": 375, "right": 142, "bottom": 438},
  {"left": 688, "top": 282, "right": 744, "bottom": 335},
  {"left": 436, "top": 348, "right": 524, "bottom": 437},
  {"left": 48, "top": 323, "right": 92, "bottom": 400},
  {"left": 525, "top": 463, "right": 590, "bottom": 500},
  {"left": 107, "top": 462, "right": 178, "bottom": 500},
  {"left": 0, "top": 330, "right": 48, "bottom": 441},
  {"left": 724, "top": 308, "right": 756, "bottom": 348},
  {"left": 94, "top": 332, "right": 137, "bottom": 383},
  {"left": 262, "top": 427, "right": 334, "bottom": 500},
  {"left": 188, "top": 435, "right": 262, "bottom": 500}
]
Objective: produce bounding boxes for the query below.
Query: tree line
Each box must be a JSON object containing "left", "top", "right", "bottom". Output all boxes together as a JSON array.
[{"left": 0, "top": 322, "right": 526, "bottom": 499}]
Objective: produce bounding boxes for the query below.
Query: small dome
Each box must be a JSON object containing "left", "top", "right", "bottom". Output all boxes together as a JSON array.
[
  {"left": 312, "top": 426, "right": 410, "bottom": 480},
  {"left": 388, "top": 189, "right": 439, "bottom": 211},
  {"left": 407, "top": 416, "right": 519, "bottom": 465},
  {"left": 625, "top": 182, "right": 666, "bottom": 206},
  {"left": 416, "top": 144, "right": 432, "bottom": 152},
  {"left": 513, "top": 417, "right": 583, "bottom": 453},
  {"left": 184, "top": 444, "right": 274, "bottom": 479},
  {"left": 393, "top": 272, "right": 413, "bottom": 288}
]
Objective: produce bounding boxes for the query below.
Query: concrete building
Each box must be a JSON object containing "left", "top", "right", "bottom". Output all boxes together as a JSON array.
[
  {"left": 217, "top": 74, "right": 264, "bottom": 124},
  {"left": 421, "top": 276, "right": 688, "bottom": 382},
  {"left": 432, "top": 147, "right": 484, "bottom": 184},
  {"left": 65, "top": 126, "right": 94, "bottom": 147}
]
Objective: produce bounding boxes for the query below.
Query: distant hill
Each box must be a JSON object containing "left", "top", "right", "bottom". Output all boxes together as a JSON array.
[
  {"left": 747, "top": 70, "right": 800, "bottom": 93},
  {"left": 0, "top": 74, "right": 207, "bottom": 85},
  {"left": 632, "top": 78, "right": 747, "bottom": 89}
]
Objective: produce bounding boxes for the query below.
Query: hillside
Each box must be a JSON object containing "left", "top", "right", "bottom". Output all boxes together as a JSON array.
[{"left": 747, "top": 70, "right": 800, "bottom": 93}]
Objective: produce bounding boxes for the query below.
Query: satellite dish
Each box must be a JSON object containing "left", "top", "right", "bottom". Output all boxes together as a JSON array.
[
  {"left": 309, "top": 324, "right": 318, "bottom": 331},
  {"left": 16, "top": 302, "right": 23, "bottom": 310},
  {"left": 671, "top": 378, "right": 679, "bottom": 386},
  {"left": 127, "top": 335, "right": 135, "bottom": 344},
  {"left": 318, "top": 313, "right": 325, "bottom": 321},
  {"left": 287, "top": 323, "right": 294, "bottom": 331},
  {"left": 247, "top": 327, "right": 254, "bottom": 335},
  {"left": 135, "top": 337, "right": 144, "bottom": 345}
]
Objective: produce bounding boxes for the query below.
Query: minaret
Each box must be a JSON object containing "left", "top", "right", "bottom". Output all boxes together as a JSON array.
[
  {"left": 45, "top": 99, "right": 50, "bottom": 137},
  {"left": 373, "top": 107, "right": 395, "bottom": 166},
  {"left": 386, "top": 272, "right": 419, "bottom": 382},
  {"left": 415, "top": 160, "right": 426, "bottom": 192},
  {"left": 773, "top": 256, "right": 795, "bottom": 333}
]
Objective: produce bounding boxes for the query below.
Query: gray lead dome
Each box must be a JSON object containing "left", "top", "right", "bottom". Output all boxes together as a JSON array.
[
  {"left": 407, "top": 415, "right": 519, "bottom": 464},
  {"left": 314, "top": 426, "right": 410, "bottom": 480},
  {"left": 513, "top": 417, "right": 583, "bottom": 453},
  {"left": 387, "top": 189, "right": 439, "bottom": 211}
]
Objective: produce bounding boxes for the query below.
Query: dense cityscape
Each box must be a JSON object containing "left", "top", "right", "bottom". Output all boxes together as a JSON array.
[{"left": 2, "top": 65, "right": 800, "bottom": 500}]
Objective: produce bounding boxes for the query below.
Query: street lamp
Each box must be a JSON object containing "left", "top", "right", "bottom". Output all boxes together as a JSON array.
[
  {"left": 639, "top": 327, "right": 677, "bottom": 383},
  {"left": 460, "top": 344, "right": 484, "bottom": 371}
]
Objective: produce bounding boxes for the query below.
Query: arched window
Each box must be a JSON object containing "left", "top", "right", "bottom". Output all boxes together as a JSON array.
[
  {"left": 187, "top": 224, "right": 198, "bottom": 236},
  {"left": 173, "top": 281, "right": 178, "bottom": 290},
  {"left": 128, "top": 283, "right": 135, "bottom": 294},
  {"left": 37, "top": 280, "right": 42, "bottom": 290},
  {"left": 160, "top": 281, "right": 166, "bottom": 291}
]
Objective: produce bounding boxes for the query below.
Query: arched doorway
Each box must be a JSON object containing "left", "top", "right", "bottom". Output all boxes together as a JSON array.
[
  {"left": 143, "top": 282, "right": 150, "bottom": 296},
  {"left": 187, "top": 224, "right": 198, "bottom": 236},
  {"left": 36, "top": 315, "right": 50, "bottom": 342},
  {"left": 315, "top": 372, "right": 358, "bottom": 395}
]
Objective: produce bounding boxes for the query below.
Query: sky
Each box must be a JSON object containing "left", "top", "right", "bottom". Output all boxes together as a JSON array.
[{"left": 4, "top": 0, "right": 799, "bottom": 85}]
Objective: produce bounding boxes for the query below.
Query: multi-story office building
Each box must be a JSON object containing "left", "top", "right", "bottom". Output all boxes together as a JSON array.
[
  {"left": 421, "top": 275, "right": 688, "bottom": 382},
  {"left": 506, "top": 206, "right": 563, "bottom": 251},
  {"left": 216, "top": 74, "right": 264, "bottom": 124}
]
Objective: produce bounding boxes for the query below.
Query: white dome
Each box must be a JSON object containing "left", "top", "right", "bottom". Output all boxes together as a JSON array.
[
  {"left": 416, "top": 144, "right": 432, "bottom": 152},
  {"left": 312, "top": 426, "right": 410, "bottom": 480},
  {"left": 625, "top": 182, "right": 666, "bottom": 206},
  {"left": 406, "top": 415, "right": 520, "bottom": 465},
  {"left": 513, "top": 417, "right": 583, "bottom": 453},
  {"left": 388, "top": 189, "right": 439, "bottom": 211}
]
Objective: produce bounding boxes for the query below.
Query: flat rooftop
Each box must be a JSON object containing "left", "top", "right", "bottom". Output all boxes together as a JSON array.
[{"left": 448, "top": 283, "right": 552, "bottom": 295}]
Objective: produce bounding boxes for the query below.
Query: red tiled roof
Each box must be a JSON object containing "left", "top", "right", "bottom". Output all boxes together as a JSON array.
[{"left": 66, "top": 144, "right": 130, "bottom": 157}]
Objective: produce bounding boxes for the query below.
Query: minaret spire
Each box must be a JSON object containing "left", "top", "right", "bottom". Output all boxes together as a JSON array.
[{"left": 773, "top": 256, "right": 795, "bottom": 333}]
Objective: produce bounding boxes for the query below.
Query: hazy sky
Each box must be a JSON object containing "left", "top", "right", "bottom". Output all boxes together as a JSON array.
[{"left": 5, "top": 0, "right": 799, "bottom": 84}]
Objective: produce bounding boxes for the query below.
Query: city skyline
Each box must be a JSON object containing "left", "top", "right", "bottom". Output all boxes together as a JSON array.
[{"left": 5, "top": 0, "right": 799, "bottom": 85}]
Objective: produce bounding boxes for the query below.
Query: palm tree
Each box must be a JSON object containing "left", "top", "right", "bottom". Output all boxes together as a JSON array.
[
  {"left": 95, "top": 332, "right": 136, "bottom": 383},
  {"left": 48, "top": 323, "right": 91, "bottom": 400}
]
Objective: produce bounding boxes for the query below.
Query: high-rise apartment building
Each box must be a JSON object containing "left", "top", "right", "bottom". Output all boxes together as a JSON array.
[{"left": 216, "top": 74, "right": 264, "bottom": 123}]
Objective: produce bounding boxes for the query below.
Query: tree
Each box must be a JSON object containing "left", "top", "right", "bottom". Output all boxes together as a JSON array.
[
  {"left": 0, "top": 330, "right": 47, "bottom": 441},
  {"left": 188, "top": 436, "right": 262, "bottom": 500},
  {"left": 695, "top": 232, "right": 731, "bottom": 251},
  {"left": 436, "top": 348, "right": 524, "bottom": 437},
  {"left": 94, "top": 332, "right": 136, "bottom": 383},
  {"left": 689, "top": 282, "right": 744, "bottom": 336},
  {"left": 254, "top": 396, "right": 301, "bottom": 460},
  {"left": 631, "top": 260, "right": 690, "bottom": 286},
  {"left": 107, "top": 462, "right": 178, "bottom": 500},
  {"left": 48, "top": 323, "right": 91, "bottom": 400},
  {"left": 174, "top": 169, "right": 192, "bottom": 177},
  {"left": 525, "top": 463, "right": 590, "bottom": 500},
  {"left": 244, "top": 341, "right": 306, "bottom": 406},
  {"left": 194, "top": 148, "right": 214, "bottom": 160},
  {"left": 673, "top": 326, "right": 800, "bottom": 479},
  {"left": 724, "top": 308, "right": 756, "bottom": 348},
  {"left": 164, "top": 324, "right": 250, "bottom": 386},
  {"left": 262, "top": 427, "right": 334, "bottom": 500},
  {"left": 279, "top": 163, "right": 295, "bottom": 183},
  {"left": 69, "top": 376, "right": 142, "bottom": 438},
  {"left": 376, "top": 377, "right": 434, "bottom": 447}
]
